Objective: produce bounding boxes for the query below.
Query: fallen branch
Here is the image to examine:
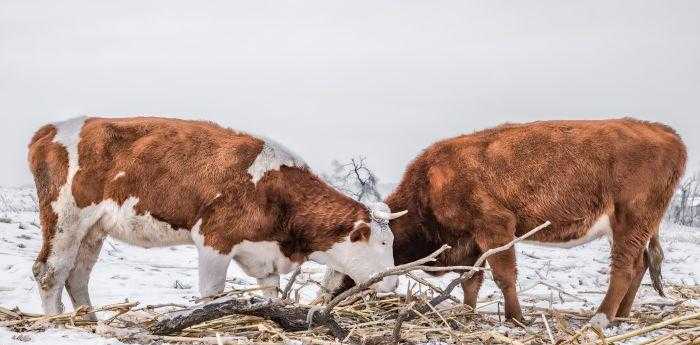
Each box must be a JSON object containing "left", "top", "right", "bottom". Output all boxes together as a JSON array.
[{"left": 149, "top": 295, "right": 347, "bottom": 340}]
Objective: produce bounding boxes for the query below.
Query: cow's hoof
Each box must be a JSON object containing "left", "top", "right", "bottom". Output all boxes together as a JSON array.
[
  {"left": 589, "top": 313, "right": 610, "bottom": 329},
  {"left": 509, "top": 316, "right": 532, "bottom": 327}
]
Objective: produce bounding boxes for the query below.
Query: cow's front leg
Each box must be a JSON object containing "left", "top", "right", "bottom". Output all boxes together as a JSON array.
[
  {"left": 258, "top": 274, "right": 280, "bottom": 298},
  {"left": 472, "top": 208, "right": 523, "bottom": 323},
  {"left": 195, "top": 246, "right": 232, "bottom": 298}
]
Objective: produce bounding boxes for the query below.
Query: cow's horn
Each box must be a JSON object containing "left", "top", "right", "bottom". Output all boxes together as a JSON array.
[
  {"left": 372, "top": 209, "right": 408, "bottom": 220},
  {"left": 387, "top": 210, "right": 408, "bottom": 220}
]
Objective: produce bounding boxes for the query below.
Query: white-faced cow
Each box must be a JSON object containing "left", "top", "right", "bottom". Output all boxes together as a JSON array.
[
  {"left": 325, "top": 118, "right": 686, "bottom": 328},
  {"left": 28, "top": 116, "right": 405, "bottom": 318}
]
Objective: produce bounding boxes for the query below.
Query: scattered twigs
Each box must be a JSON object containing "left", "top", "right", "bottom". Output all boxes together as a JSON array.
[
  {"left": 0, "top": 306, "right": 21, "bottom": 319},
  {"left": 0, "top": 301, "right": 138, "bottom": 327},
  {"left": 541, "top": 312, "right": 555, "bottom": 345},
  {"left": 580, "top": 312, "right": 700, "bottom": 345},
  {"left": 486, "top": 331, "right": 526, "bottom": 345},
  {"left": 406, "top": 272, "right": 461, "bottom": 304},
  {"left": 537, "top": 281, "right": 587, "bottom": 302},
  {"left": 1, "top": 288, "right": 697, "bottom": 345}
]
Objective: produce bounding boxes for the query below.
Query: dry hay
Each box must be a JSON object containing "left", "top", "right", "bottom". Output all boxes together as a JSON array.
[{"left": 1, "top": 284, "right": 698, "bottom": 345}]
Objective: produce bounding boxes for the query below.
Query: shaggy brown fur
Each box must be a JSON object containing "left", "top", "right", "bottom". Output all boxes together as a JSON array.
[{"left": 335, "top": 118, "right": 686, "bottom": 325}]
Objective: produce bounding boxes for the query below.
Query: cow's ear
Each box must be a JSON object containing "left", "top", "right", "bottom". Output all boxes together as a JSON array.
[{"left": 350, "top": 221, "right": 371, "bottom": 242}]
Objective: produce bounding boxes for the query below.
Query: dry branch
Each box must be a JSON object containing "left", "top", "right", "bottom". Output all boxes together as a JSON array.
[
  {"left": 149, "top": 295, "right": 348, "bottom": 339},
  {"left": 282, "top": 267, "right": 303, "bottom": 300}
]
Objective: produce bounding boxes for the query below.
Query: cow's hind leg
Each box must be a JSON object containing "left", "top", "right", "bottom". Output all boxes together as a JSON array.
[
  {"left": 65, "top": 227, "right": 105, "bottom": 320},
  {"left": 615, "top": 249, "right": 647, "bottom": 318},
  {"left": 593, "top": 212, "right": 654, "bottom": 328},
  {"left": 615, "top": 228, "right": 662, "bottom": 318},
  {"left": 34, "top": 207, "right": 92, "bottom": 316}
]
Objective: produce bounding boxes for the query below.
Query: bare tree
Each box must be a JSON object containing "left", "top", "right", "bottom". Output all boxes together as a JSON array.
[
  {"left": 670, "top": 172, "right": 700, "bottom": 227},
  {"left": 323, "top": 156, "right": 382, "bottom": 203}
]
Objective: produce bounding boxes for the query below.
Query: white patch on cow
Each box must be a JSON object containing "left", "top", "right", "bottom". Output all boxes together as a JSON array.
[
  {"left": 523, "top": 214, "right": 612, "bottom": 249},
  {"left": 247, "top": 136, "right": 307, "bottom": 185},
  {"left": 99, "top": 197, "right": 193, "bottom": 247},
  {"left": 589, "top": 313, "right": 610, "bottom": 328},
  {"left": 52, "top": 116, "right": 87, "bottom": 184},
  {"left": 190, "top": 220, "right": 232, "bottom": 297},
  {"left": 231, "top": 240, "right": 298, "bottom": 278},
  {"left": 112, "top": 171, "right": 126, "bottom": 181}
]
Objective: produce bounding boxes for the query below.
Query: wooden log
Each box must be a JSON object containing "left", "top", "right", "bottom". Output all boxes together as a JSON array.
[{"left": 149, "top": 295, "right": 348, "bottom": 340}]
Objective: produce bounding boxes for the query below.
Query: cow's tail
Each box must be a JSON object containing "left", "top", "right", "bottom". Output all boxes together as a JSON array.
[{"left": 645, "top": 233, "right": 665, "bottom": 297}]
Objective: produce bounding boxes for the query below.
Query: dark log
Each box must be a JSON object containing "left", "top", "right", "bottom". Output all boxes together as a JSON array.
[{"left": 149, "top": 295, "right": 348, "bottom": 340}]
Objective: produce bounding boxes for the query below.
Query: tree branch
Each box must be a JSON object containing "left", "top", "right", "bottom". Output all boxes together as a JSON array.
[{"left": 149, "top": 295, "right": 348, "bottom": 340}]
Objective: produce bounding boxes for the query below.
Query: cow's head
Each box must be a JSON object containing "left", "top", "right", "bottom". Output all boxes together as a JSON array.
[{"left": 310, "top": 202, "right": 406, "bottom": 293}]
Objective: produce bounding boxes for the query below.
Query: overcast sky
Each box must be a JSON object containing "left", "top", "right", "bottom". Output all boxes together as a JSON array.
[{"left": 1, "top": 1, "right": 699, "bottom": 186}]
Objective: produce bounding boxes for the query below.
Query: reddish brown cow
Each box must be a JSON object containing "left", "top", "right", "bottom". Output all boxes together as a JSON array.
[
  {"left": 327, "top": 118, "right": 686, "bottom": 328},
  {"left": 28, "top": 116, "right": 405, "bottom": 318}
]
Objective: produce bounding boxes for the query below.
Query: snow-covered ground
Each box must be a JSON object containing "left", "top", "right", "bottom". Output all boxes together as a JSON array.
[{"left": 0, "top": 187, "right": 698, "bottom": 344}]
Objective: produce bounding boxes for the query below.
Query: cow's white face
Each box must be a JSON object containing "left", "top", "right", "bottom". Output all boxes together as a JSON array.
[{"left": 310, "top": 202, "right": 403, "bottom": 293}]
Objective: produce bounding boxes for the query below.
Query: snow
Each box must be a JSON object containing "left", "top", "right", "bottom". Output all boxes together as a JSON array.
[
  {"left": 1, "top": 187, "right": 698, "bottom": 344},
  {"left": 0, "top": 186, "right": 38, "bottom": 215},
  {"left": 0, "top": 327, "right": 129, "bottom": 345}
]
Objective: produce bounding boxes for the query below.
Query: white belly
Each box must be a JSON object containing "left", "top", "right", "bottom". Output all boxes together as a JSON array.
[
  {"left": 523, "top": 214, "right": 612, "bottom": 249},
  {"left": 99, "top": 197, "right": 193, "bottom": 248},
  {"left": 231, "top": 241, "right": 299, "bottom": 278}
]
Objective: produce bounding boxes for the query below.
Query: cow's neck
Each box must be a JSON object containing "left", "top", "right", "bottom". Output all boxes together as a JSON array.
[
  {"left": 385, "top": 187, "right": 448, "bottom": 267},
  {"left": 273, "top": 172, "right": 367, "bottom": 258}
]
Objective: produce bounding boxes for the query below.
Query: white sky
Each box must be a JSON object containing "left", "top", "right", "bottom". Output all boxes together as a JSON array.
[{"left": 1, "top": 1, "right": 699, "bottom": 186}]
